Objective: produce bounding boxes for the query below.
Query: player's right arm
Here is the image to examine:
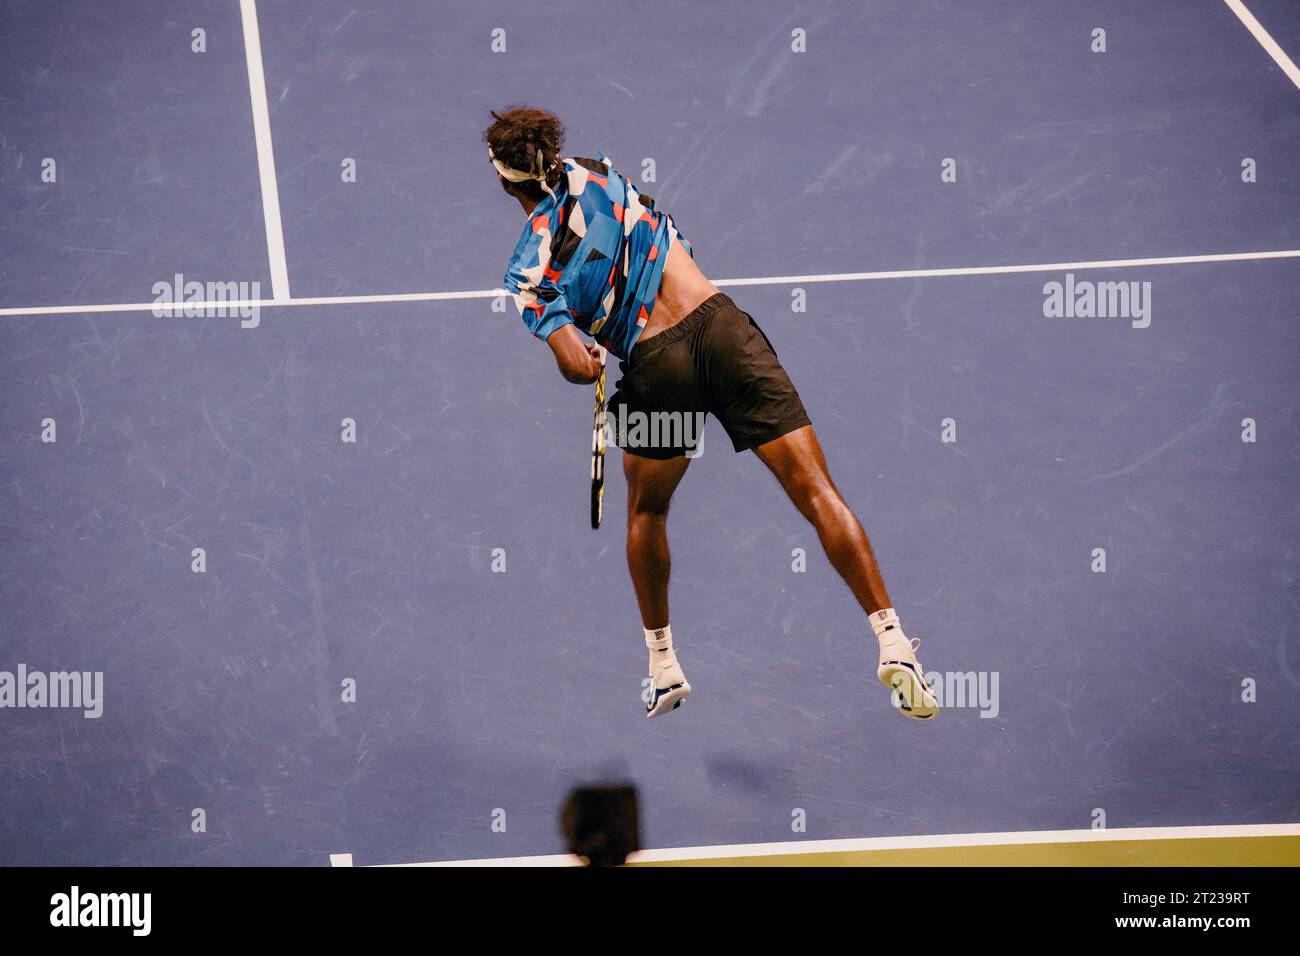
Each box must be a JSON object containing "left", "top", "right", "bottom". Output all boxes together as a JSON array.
[
  {"left": 545, "top": 324, "right": 602, "bottom": 384},
  {"left": 502, "top": 213, "right": 599, "bottom": 384}
]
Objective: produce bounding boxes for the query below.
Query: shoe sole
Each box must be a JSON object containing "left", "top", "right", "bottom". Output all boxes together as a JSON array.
[
  {"left": 877, "top": 664, "right": 938, "bottom": 720},
  {"left": 646, "top": 681, "right": 691, "bottom": 718}
]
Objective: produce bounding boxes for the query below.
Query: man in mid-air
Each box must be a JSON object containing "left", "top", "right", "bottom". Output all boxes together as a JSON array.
[{"left": 487, "top": 106, "right": 938, "bottom": 720}]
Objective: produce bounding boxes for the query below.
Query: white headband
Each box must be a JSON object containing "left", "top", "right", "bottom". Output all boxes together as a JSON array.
[{"left": 488, "top": 146, "right": 555, "bottom": 196}]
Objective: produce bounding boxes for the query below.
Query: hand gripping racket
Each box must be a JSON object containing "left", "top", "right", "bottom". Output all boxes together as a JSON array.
[{"left": 590, "top": 346, "right": 608, "bottom": 529}]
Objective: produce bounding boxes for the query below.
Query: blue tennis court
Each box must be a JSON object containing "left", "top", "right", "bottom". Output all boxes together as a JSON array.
[{"left": 1, "top": 0, "right": 1297, "bottom": 866}]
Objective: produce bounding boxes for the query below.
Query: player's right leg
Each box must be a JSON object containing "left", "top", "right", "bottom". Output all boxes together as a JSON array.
[
  {"left": 696, "top": 294, "right": 938, "bottom": 720},
  {"left": 752, "top": 425, "right": 938, "bottom": 719},
  {"left": 623, "top": 451, "right": 692, "bottom": 717}
]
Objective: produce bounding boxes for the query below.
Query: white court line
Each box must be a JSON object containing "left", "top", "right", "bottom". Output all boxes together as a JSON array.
[
  {"left": 1225, "top": 0, "right": 1300, "bottom": 91},
  {"left": 239, "top": 0, "right": 291, "bottom": 300},
  {"left": 333, "top": 822, "right": 1300, "bottom": 867},
  {"left": 712, "top": 247, "right": 1300, "bottom": 287},
  {"left": 1, "top": 248, "right": 1298, "bottom": 318}
]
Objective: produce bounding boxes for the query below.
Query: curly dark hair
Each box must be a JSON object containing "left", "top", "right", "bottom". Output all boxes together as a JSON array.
[{"left": 483, "top": 106, "right": 565, "bottom": 199}]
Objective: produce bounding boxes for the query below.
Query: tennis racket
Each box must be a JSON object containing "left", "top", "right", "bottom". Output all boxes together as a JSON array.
[{"left": 590, "top": 346, "right": 608, "bottom": 529}]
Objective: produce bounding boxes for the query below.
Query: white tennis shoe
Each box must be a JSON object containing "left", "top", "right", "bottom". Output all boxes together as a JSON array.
[
  {"left": 646, "top": 657, "right": 691, "bottom": 718},
  {"left": 877, "top": 632, "right": 938, "bottom": 720}
]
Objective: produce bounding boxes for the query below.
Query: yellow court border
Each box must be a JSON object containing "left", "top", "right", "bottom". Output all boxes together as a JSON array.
[
  {"left": 629, "top": 835, "right": 1300, "bottom": 867},
  {"left": 330, "top": 824, "right": 1300, "bottom": 867}
]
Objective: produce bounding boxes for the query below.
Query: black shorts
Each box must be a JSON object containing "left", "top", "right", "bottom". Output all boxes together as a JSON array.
[{"left": 609, "top": 292, "right": 811, "bottom": 460}]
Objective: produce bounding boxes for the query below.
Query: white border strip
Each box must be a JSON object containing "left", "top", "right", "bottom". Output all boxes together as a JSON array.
[
  {"left": 3, "top": 248, "right": 1298, "bottom": 318},
  {"left": 1225, "top": 0, "right": 1300, "bottom": 91},
  {"left": 340, "top": 822, "right": 1300, "bottom": 867},
  {"left": 239, "top": 0, "right": 291, "bottom": 300}
]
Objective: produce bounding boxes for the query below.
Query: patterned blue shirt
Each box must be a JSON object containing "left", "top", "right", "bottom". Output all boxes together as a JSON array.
[{"left": 501, "top": 154, "right": 692, "bottom": 361}]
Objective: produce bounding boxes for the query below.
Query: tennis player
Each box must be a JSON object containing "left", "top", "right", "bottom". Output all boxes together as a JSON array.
[{"left": 487, "top": 107, "right": 938, "bottom": 720}]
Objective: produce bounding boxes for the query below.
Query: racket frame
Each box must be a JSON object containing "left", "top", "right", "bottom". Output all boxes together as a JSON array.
[{"left": 590, "top": 346, "right": 608, "bottom": 529}]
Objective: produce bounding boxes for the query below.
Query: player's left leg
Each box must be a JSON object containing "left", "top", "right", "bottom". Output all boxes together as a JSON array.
[
  {"left": 623, "top": 450, "right": 692, "bottom": 717},
  {"left": 753, "top": 424, "right": 938, "bottom": 719}
]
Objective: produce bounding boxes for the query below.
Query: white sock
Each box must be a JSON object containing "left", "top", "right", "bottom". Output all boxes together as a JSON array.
[
  {"left": 645, "top": 625, "right": 676, "bottom": 669},
  {"left": 870, "top": 608, "right": 903, "bottom": 641}
]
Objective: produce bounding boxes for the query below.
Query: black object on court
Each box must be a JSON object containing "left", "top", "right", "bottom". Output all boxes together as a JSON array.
[{"left": 561, "top": 784, "right": 641, "bottom": 867}]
